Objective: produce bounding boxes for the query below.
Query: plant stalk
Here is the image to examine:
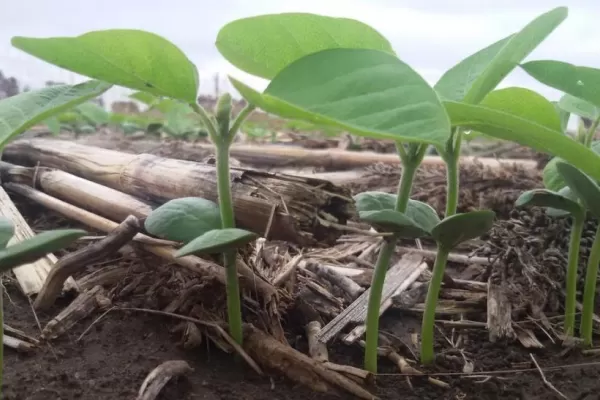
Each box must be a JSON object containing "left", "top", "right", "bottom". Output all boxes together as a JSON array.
[
  {"left": 580, "top": 223, "right": 600, "bottom": 346},
  {"left": 584, "top": 116, "right": 600, "bottom": 148},
  {"left": 363, "top": 154, "right": 419, "bottom": 373},
  {"left": 420, "top": 247, "right": 449, "bottom": 364},
  {"left": 564, "top": 214, "right": 584, "bottom": 337}
]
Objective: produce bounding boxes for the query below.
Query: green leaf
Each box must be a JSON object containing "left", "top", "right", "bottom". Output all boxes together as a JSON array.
[
  {"left": 556, "top": 161, "right": 600, "bottom": 218},
  {"left": 0, "top": 81, "right": 111, "bottom": 149},
  {"left": 75, "top": 102, "right": 110, "bottom": 126},
  {"left": 174, "top": 228, "right": 258, "bottom": 257},
  {"left": 557, "top": 94, "right": 600, "bottom": 121},
  {"left": 431, "top": 211, "right": 496, "bottom": 250},
  {"left": 231, "top": 48, "right": 451, "bottom": 145},
  {"left": 547, "top": 187, "right": 580, "bottom": 217},
  {"left": 0, "top": 229, "right": 86, "bottom": 271},
  {"left": 434, "top": 7, "right": 567, "bottom": 104},
  {"left": 354, "top": 191, "right": 396, "bottom": 213},
  {"left": 444, "top": 101, "right": 600, "bottom": 183},
  {"left": 216, "top": 12, "right": 394, "bottom": 80},
  {"left": 552, "top": 101, "right": 571, "bottom": 133},
  {"left": 163, "top": 103, "right": 200, "bottom": 136},
  {"left": 543, "top": 141, "right": 600, "bottom": 191},
  {"left": 479, "top": 87, "right": 562, "bottom": 132},
  {"left": 515, "top": 188, "right": 583, "bottom": 217},
  {"left": 129, "top": 91, "right": 160, "bottom": 107},
  {"left": 12, "top": 29, "right": 199, "bottom": 103},
  {"left": 0, "top": 217, "right": 15, "bottom": 249},
  {"left": 520, "top": 60, "right": 600, "bottom": 108},
  {"left": 144, "top": 197, "right": 221, "bottom": 244},
  {"left": 359, "top": 210, "right": 430, "bottom": 238},
  {"left": 43, "top": 116, "right": 61, "bottom": 135}
]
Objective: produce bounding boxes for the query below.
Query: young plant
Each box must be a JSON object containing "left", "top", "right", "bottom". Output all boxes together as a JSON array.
[
  {"left": 10, "top": 29, "right": 261, "bottom": 345},
  {"left": 514, "top": 187, "right": 584, "bottom": 337},
  {"left": 555, "top": 161, "right": 600, "bottom": 345}
]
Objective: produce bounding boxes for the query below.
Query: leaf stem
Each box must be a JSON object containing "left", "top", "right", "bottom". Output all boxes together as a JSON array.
[
  {"left": 228, "top": 104, "right": 256, "bottom": 143},
  {"left": 580, "top": 223, "right": 600, "bottom": 346},
  {"left": 420, "top": 247, "right": 449, "bottom": 364},
  {"left": 191, "top": 102, "right": 219, "bottom": 142},
  {"left": 444, "top": 129, "right": 462, "bottom": 217},
  {"left": 584, "top": 116, "right": 600, "bottom": 148},
  {"left": 564, "top": 214, "right": 584, "bottom": 337},
  {"left": 363, "top": 155, "right": 419, "bottom": 373}
]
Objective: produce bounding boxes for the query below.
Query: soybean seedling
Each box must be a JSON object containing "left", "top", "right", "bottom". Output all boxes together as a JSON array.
[
  {"left": 11, "top": 30, "right": 259, "bottom": 346},
  {"left": 514, "top": 188, "right": 585, "bottom": 338},
  {"left": 555, "top": 161, "right": 600, "bottom": 345}
]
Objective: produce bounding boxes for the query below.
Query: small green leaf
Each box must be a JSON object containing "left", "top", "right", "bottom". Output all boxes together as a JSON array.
[
  {"left": 216, "top": 12, "right": 394, "bottom": 80},
  {"left": 547, "top": 187, "right": 580, "bottom": 217},
  {"left": 129, "top": 91, "right": 160, "bottom": 107},
  {"left": 12, "top": 29, "right": 199, "bottom": 103},
  {"left": 0, "top": 81, "right": 111, "bottom": 149},
  {"left": 354, "top": 191, "right": 396, "bottom": 213},
  {"left": 231, "top": 48, "right": 451, "bottom": 145},
  {"left": 557, "top": 94, "right": 600, "bottom": 121},
  {"left": 145, "top": 197, "right": 222, "bottom": 244},
  {"left": 359, "top": 210, "right": 430, "bottom": 238},
  {"left": 431, "top": 211, "right": 496, "bottom": 250},
  {"left": 435, "top": 6, "right": 567, "bottom": 104},
  {"left": 0, "top": 229, "right": 86, "bottom": 271},
  {"left": 444, "top": 101, "right": 600, "bottom": 183},
  {"left": 515, "top": 188, "right": 583, "bottom": 217},
  {"left": 479, "top": 87, "right": 562, "bottom": 132},
  {"left": 163, "top": 103, "right": 199, "bottom": 136},
  {"left": 0, "top": 217, "right": 15, "bottom": 249},
  {"left": 75, "top": 102, "right": 110, "bottom": 126},
  {"left": 174, "top": 228, "right": 258, "bottom": 257},
  {"left": 556, "top": 161, "right": 600, "bottom": 218},
  {"left": 520, "top": 60, "right": 600, "bottom": 108},
  {"left": 543, "top": 141, "right": 600, "bottom": 191},
  {"left": 43, "top": 116, "right": 61, "bottom": 135}
]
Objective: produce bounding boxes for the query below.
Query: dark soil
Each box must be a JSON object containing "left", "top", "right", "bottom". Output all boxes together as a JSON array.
[{"left": 3, "top": 134, "right": 600, "bottom": 400}]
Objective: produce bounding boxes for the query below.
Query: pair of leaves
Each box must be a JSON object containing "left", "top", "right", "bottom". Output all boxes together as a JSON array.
[
  {"left": 354, "top": 191, "right": 495, "bottom": 250},
  {"left": 12, "top": 29, "right": 199, "bottom": 103},
  {"left": 515, "top": 187, "right": 582, "bottom": 218},
  {"left": 0, "top": 80, "right": 112, "bottom": 149},
  {"left": 144, "top": 197, "right": 257, "bottom": 257},
  {"left": 555, "top": 162, "right": 600, "bottom": 218},
  {"left": 0, "top": 217, "right": 86, "bottom": 271}
]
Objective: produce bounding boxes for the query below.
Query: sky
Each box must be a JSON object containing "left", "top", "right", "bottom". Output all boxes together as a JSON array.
[{"left": 0, "top": 0, "right": 598, "bottom": 108}]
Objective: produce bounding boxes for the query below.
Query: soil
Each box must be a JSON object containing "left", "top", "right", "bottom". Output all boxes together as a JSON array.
[{"left": 3, "top": 132, "right": 600, "bottom": 400}]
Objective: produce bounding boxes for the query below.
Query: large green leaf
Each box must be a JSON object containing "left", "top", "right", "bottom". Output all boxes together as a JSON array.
[
  {"left": 552, "top": 101, "right": 571, "bottom": 133},
  {"left": 479, "top": 87, "right": 562, "bottom": 132},
  {"left": 216, "top": 12, "right": 394, "bottom": 80},
  {"left": 0, "top": 229, "right": 86, "bottom": 271},
  {"left": 515, "top": 188, "right": 583, "bottom": 218},
  {"left": 0, "top": 217, "right": 14, "bottom": 249},
  {"left": 431, "top": 211, "right": 496, "bottom": 250},
  {"left": 543, "top": 141, "right": 600, "bottom": 191},
  {"left": 520, "top": 61, "right": 600, "bottom": 109},
  {"left": 12, "top": 29, "right": 199, "bottom": 103},
  {"left": 558, "top": 94, "right": 600, "bottom": 121},
  {"left": 145, "top": 197, "right": 222, "bottom": 244},
  {"left": 434, "top": 7, "right": 567, "bottom": 104},
  {"left": 444, "top": 101, "right": 600, "bottom": 183},
  {"left": 0, "top": 81, "right": 111, "bottom": 149},
  {"left": 231, "top": 48, "right": 451, "bottom": 145},
  {"left": 556, "top": 161, "right": 600, "bottom": 218},
  {"left": 174, "top": 228, "right": 258, "bottom": 257}
]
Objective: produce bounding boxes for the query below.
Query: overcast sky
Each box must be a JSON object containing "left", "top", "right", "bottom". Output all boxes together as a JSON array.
[{"left": 1, "top": 0, "right": 598, "bottom": 107}]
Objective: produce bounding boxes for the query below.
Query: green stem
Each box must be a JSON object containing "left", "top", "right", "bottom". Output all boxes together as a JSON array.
[
  {"left": 584, "top": 116, "right": 600, "bottom": 148},
  {"left": 363, "top": 157, "right": 419, "bottom": 373},
  {"left": 564, "top": 214, "right": 584, "bottom": 337},
  {"left": 420, "top": 248, "right": 449, "bottom": 364},
  {"left": 229, "top": 104, "right": 256, "bottom": 143},
  {"left": 444, "top": 130, "right": 462, "bottom": 218},
  {"left": 216, "top": 141, "right": 243, "bottom": 345},
  {"left": 580, "top": 224, "right": 600, "bottom": 346},
  {"left": 191, "top": 103, "right": 219, "bottom": 142}
]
